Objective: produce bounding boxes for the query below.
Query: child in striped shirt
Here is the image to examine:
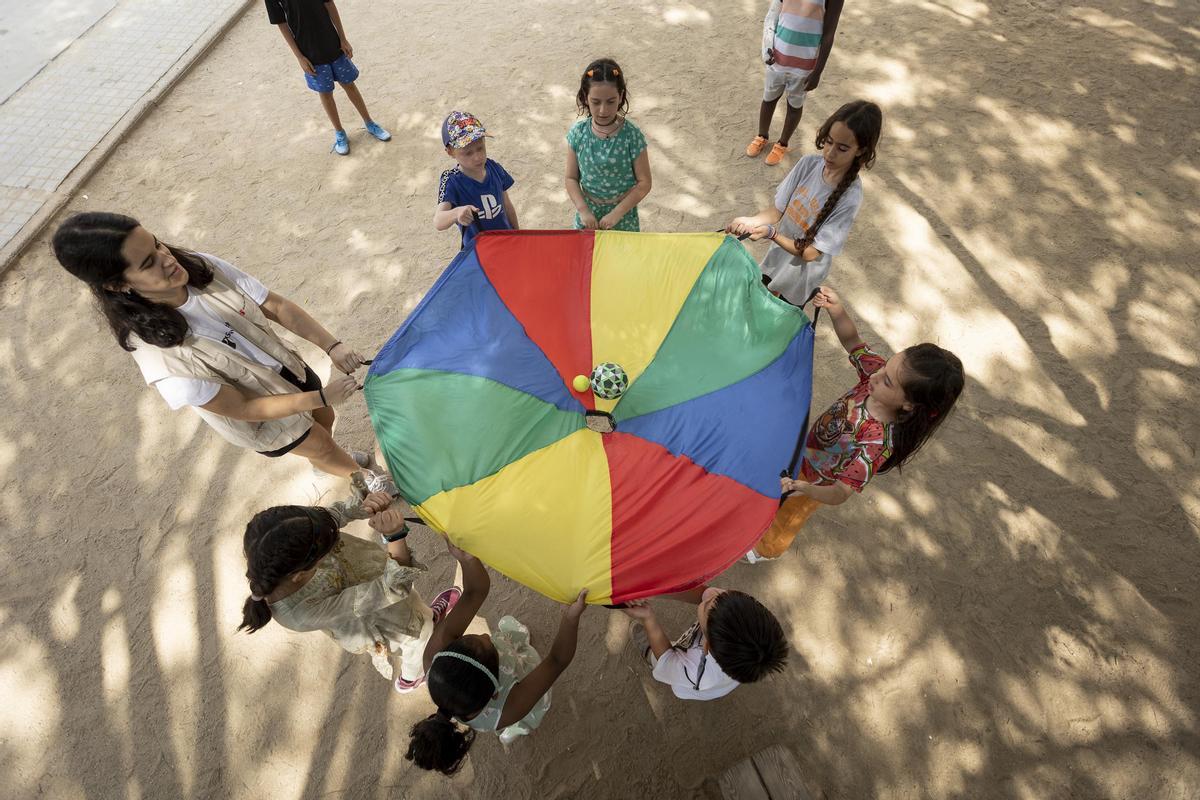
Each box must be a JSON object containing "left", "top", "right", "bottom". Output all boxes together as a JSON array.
[{"left": 745, "top": 0, "right": 845, "bottom": 166}]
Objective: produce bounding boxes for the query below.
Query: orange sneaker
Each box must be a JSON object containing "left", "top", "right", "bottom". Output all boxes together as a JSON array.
[
  {"left": 765, "top": 142, "right": 790, "bottom": 166},
  {"left": 745, "top": 135, "right": 768, "bottom": 157}
]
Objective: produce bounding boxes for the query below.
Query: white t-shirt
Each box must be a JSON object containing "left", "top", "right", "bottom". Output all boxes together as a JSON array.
[
  {"left": 153, "top": 255, "right": 277, "bottom": 410},
  {"left": 650, "top": 637, "right": 740, "bottom": 701},
  {"left": 760, "top": 153, "right": 863, "bottom": 305}
]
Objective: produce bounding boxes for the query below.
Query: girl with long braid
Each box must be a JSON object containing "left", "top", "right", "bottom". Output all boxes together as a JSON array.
[
  {"left": 239, "top": 489, "right": 461, "bottom": 692},
  {"left": 727, "top": 100, "right": 882, "bottom": 305}
]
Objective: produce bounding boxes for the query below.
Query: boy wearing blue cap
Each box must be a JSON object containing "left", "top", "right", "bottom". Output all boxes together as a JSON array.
[
  {"left": 434, "top": 111, "right": 520, "bottom": 248},
  {"left": 265, "top": 0, "right": 391, "bottom": 155}
]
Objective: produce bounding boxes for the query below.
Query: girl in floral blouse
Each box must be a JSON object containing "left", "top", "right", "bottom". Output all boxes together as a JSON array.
[
  {"left": 239, "top": 488, "right": 459, "bottom": 692},
  {"left": 749, "top": 286, "right": 964, "bottom": 561}
]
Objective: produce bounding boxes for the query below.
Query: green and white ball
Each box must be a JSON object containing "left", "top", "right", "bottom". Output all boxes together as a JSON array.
[{"left": 590, "top": 362, "right": 629, "bottom": 399}]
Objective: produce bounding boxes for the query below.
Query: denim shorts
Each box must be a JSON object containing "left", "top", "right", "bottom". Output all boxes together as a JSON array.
[{"left": 304, "top": 53, "right": 360, "bottom": 93}]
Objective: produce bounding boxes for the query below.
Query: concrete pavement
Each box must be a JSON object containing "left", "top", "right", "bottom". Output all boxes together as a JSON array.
[{"left": 0, "top": 0, "right": 252, "bottom": 270}]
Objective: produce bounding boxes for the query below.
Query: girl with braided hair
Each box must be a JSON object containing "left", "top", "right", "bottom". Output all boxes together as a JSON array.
[
  {"left": 747, "top": 286, "right": 964, "bottom": 562},
  {"left": 406, "top": 540, "right": 589, "bottom": 775},
  {"left": 239, "top": 490, "right": 461, "bottom": 692},
  {"left": 728, "top": 100, "right": 882, "bottom": 305}
]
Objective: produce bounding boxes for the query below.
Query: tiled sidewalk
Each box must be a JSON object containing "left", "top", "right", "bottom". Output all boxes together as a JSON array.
[{"left": 0, "top": 0, "right": 250, "bottom": 266}]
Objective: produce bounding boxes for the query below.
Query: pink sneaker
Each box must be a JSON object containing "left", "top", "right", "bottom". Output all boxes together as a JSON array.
[
  {"left": 430, "top": 587, "right": 462, "bottom": 624},
  {"left": 394, "top": 674, "right": 426, "bottom": 693}
]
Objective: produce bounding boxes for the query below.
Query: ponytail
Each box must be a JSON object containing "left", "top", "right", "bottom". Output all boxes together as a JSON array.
[
  {"left": 240, "top": 595, "right": 272, "bottom": 634},
  {"left": 238, "top": 506, "right": 339, "bottom": 633},
  {"left": 405, "top": 711, "right": 477, "bottom": 775},
  {"left": 880, "top": 343, "right": 964, "bottom": 473},
  {"left": 796, "top": 100, "right": 883, "bottom": 257},
  {"left": 405, "top": 638, "right": 500, "bottom": 774}
]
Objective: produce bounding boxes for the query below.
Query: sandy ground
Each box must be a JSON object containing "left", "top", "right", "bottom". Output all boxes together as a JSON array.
[{"left": 1, "top": 0, "right": 1198, "bottom": 797}]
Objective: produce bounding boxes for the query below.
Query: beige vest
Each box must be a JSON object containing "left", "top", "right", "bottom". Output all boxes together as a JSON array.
[{"left": 129, "top": 269, "right": 314, "bottom": 452}]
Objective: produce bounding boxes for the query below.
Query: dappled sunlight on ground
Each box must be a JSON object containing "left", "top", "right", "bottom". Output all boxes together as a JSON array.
[{"left": 0, "top": 0, "right": 1197, "bottom": 797}]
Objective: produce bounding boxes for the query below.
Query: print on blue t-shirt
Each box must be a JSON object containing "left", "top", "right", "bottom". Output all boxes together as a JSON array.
[{"left": 437, "top": 158, "right": 516, "bottom": 247}]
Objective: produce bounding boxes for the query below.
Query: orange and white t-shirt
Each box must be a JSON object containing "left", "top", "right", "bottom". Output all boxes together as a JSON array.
[{"left": 760, "top": 154, "right": 863, "bottom": 304}]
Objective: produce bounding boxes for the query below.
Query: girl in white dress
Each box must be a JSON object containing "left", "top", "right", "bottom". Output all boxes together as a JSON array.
[{"left": 405, "top": 542, "right": 589, "bottom": 775}]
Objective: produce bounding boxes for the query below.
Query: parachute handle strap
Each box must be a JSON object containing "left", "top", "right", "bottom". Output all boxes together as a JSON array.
[
  {"left": 780, "top": 407, "right": 812, "bottom": 505},
  {"left": 802, "top": 286, "right": 822, "bottom": 330},
  {"left": 714, "top": 227, "right": 752, "bottom": 241}
]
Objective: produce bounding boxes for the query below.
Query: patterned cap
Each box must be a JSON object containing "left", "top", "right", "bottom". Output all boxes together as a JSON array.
[{"left": 441, "top": 110, "right": 490, "bottom": 149}]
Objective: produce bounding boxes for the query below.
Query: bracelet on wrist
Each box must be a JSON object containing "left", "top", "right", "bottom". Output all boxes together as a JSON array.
[
  {"left": 766, "top": 224, "right": 777, "bottom": 241},
  {"left": 382, "top": 524, "right": 410, "bottom": 543},
  {"left": 324, "top": 340, "right": 342, "bottom": 354},
  {"left": 317, "top": 386, "right": 328, "bottom": 407}
]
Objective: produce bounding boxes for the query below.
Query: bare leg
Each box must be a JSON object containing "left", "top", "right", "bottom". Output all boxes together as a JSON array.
[
  {"left": 778, "top": 103, "right": 805, "bottom": 147},
  {"left": 757, "top": 98, "right": 781, "bottom": 139},
  {"left": 312, "top": 404, "right": 335, "bottom": 433},
  {"left": 291, "top": 423, "right": 358, "bottom": 477},
  {"left": 317, "top": 92, "right": 344, "bottom": 131},
  {"left": 339, "top": 82, "right": 372, "bottom": 123}
]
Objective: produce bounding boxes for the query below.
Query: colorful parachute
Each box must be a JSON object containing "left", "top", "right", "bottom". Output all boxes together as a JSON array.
[{"left": 365, "top": 230, "right": 813, "bottom": 604}]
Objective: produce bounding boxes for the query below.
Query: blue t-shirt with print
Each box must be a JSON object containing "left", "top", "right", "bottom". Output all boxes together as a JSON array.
[{"left": 437, "top": 159, "right": 515, "bottom": 247}]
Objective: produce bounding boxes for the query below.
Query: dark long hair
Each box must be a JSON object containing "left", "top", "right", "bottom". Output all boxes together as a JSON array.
[
  {"left": 52, "top": 211, "right": 214, "bottom": 351},
  {"left": 238, "top": 506, "right": 340, "bottom": 633},
  {"left": 879, "top": 343, "right": 964, "bottom": 473},
  {"left": 575, "top": 57, "right": 629, "bottom": 117},
  {"left": 405, "top": 638, "right": 499, "bottom": 775},
  {"left": 794, "top": 100, "right": 883, "bottom": 255}
]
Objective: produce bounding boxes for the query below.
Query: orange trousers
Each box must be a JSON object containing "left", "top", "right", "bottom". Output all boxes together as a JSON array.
[{"left": 753, "top": 495, "right": 823, "bottom": 558}]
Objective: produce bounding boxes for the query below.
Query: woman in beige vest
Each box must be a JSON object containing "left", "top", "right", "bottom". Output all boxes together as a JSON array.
[{"left": 54, "top": 211, "right": 390, "bottom": 489}]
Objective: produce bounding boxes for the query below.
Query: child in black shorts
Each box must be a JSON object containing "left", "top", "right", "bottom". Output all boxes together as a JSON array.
[{"left": 265, "top": 0, "right": 391, "bottom": 155}]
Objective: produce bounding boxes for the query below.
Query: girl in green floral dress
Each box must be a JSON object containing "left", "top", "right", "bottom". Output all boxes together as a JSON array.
[
  {"left": 565, "top": 58, "right": 653, "bottom": 231},
  {"left": 239, "top": 488, "right": 460, "bottom": 693}
]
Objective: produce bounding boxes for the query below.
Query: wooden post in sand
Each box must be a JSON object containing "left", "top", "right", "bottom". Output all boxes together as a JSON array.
[{"left": 717, "top": 745, "right": 814, "bottom": 800}]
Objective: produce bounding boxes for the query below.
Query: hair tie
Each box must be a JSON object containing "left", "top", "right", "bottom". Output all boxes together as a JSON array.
[
  {"left": 929, "top": 410, "right": 939, "bottom": 419},
  {"left": 432, "top": 650, "right": 500, "bottom": 691},
  {"left": 251, "top": 593, "right": 265, "bottom": 602}
]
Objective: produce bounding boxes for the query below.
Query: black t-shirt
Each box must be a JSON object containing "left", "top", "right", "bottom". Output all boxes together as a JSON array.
[{"left": 265, "top": 0, "right": 343, "bottom": 66}]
